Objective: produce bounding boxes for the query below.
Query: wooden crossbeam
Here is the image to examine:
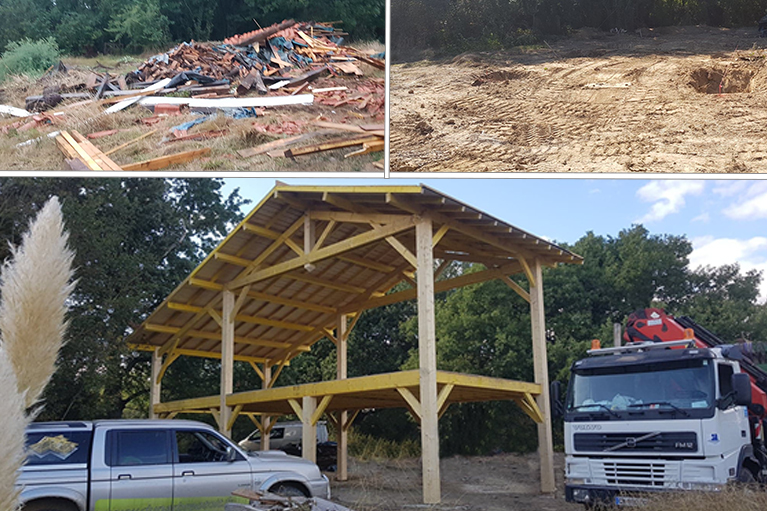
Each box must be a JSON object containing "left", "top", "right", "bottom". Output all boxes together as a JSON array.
[
  {"left": 145, "top": 323, "right": 309, "bottom": 350},
  {"left": 287, "top": 398, "right": 303, "bottom": 420},
  {"left": 337, "top": 254, "right": 395, "bottom": 273},
  {"left": 313, "top": 220, "right": 336, "bottom": 251},
  {"left": 233, "top": 216, "right": 306, "bottom": 283},
  {"left": 227, "top": 404, "right": 244, "bottom": 431},
  {"left": 226, "top": 217, "right": 416, "bottom": 290},
  {"left": 385, "top": 236, "right": 417, "bottom": 268},
  {"left": 311, "top": 395, "right": 333, "bottom": 425},
  {"left": 396, "top": 387, "right": 422, "bottom": 420},
  {"left": 501, "top": 276, "right": 530, "bottom": 303}
]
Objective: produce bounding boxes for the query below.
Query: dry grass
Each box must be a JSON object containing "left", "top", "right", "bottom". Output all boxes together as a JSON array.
[
  {"left": 641, "top": 486, "right": 767, "bottom": 511},
  {"left": 348, "top": 431, "right": 421, "bottom": 460}
]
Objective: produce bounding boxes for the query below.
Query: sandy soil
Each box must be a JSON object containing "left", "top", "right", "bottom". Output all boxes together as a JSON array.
[
  {"left": 390, "top": 26, "right": 767, "bottom": 173},
  {"left": 331, "top": 452, "right": 577, "bottom": 511}
]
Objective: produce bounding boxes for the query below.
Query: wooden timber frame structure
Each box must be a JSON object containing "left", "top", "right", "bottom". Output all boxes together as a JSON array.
[{"left": 126, "top": 184, "right": 583, "bottom": 504}]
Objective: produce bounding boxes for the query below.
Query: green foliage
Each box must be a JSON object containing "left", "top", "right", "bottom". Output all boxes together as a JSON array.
[
  {"left": 107, "top": 0, "right": 171, "bottom": 53},
  {"left": 0, "top": 0, "right": 51, "bottom": 56},
  {"left": 349, "top": 429, "right": 421, "bottom": 459},
  {"left": 0, "top": 37, "right": 59, "bottom": 82},
  {"left": 54, "top": 12, "right": 103, "bottom": 56}
]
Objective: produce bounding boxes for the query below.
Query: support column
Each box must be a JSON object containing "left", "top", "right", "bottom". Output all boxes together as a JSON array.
[
  {"left": 529, "top": 259, "right": 555, "bottom": 493},
  {"left": 220, "top": 289, "right": 235, "bottom": 437},
  {"left": 302, "top": 396, "right": 317, "bottom": 463},
  {"left": 337, "top": 314, "right": 349, "bottom": 481},
  {"left": 149, "top": 348, "right": 161, "bottom": 419},
  {"left": 262, "top": 364, "right": 272, "bottom": 451},
  {"left": 416, "top": 218, "right": 440, "bottom": 504}
]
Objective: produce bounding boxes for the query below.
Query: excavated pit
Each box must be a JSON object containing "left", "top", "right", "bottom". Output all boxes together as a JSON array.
[{"left": 689, "top": 67, "right": 754, "bottom": 94}]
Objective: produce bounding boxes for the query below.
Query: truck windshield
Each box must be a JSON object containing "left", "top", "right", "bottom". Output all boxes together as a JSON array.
[{"left": 567, "top": 358, "right": 714, "bottom": 414}]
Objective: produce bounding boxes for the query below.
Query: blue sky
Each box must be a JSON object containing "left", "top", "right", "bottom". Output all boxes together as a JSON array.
[{"left": 221, "top": 178, "right": 767, "bottom": 299}]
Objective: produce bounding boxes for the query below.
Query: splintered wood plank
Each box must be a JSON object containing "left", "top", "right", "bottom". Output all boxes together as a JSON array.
[
  {"left": 59, "top": 131, "right": 102, "bottom": 170},
  {"left": 70, "top": 130, "right": 123, "bottom": 170},
  {"left": 121, "top": 148, "right": 211, "bottom": 171},
  {"left": 285, "top": 135, "right": 381, "bottom": 157},
  {"left": 344, "top": 140, "right": 385, "bottom": 158},
  {"left": 55, "top": 134, "right": 79, "bottom": 160}
]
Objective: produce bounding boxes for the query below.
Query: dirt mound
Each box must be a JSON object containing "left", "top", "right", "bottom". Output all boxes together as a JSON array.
[
  {"left": 688, "top": 66, "right": 754, "bottom": 94},
  {"left": 472, "top": 69, "right": 528, "bottom": 85}
]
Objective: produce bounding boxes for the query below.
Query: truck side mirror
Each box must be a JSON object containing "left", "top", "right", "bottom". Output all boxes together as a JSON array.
[
  {"left": 550, "top": 381, "right": 564, "bottom": 419},
  {"left": 732, "top": 373, "right": 752, "bottom": 407}
]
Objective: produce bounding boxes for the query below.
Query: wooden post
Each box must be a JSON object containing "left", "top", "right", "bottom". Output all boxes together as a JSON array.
[
  {"left": 337, "top": 314, "right": 349, "bottom": 481},
  {"left": 262, "top": 364, "right": 272, "bottom": 451},
  {"left": 221, "top": 289, "right": 235, "bottom": 437},
  {"left": 302, "top": 396, "right": 317, "bottom": 463},
  {"left": 529, "top": 259, "right": 555, "bottom": 493},
  {"left": 416, "top": 218, "right": 440, "bottom": 504},
  {"left": 149, "top": 348, "right": 161, "bottom": 419},
  {"left": 613, "top": 323, "right": 622, "bottom": 347}
]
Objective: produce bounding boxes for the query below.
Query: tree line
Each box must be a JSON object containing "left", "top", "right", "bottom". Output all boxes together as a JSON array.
[
  {"left": 0, "top": 0, "right": 384, "bottom": 57},
  {"left": 1, "top": 177, "right": 765, "bottom": 455},
  {"left": 391, "top": 0, "right": 767, "bottom": 56}
]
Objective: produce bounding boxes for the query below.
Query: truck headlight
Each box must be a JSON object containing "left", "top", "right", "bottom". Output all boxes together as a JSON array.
[{"left": 572, "top": 488, "right": 591, "bottom": 503}]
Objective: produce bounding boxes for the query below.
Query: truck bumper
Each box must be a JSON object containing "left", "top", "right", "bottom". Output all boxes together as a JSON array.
[
  {"left": 308, "top": 475, "right": 331, "bottom": 499},
  {"left": 565, "top": 484, "right": 666, "bottom": 506}
]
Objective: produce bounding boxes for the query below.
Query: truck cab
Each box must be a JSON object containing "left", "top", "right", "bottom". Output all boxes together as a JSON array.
[{"left": 563, "top": 340, "right": 756, "bottom": 507}]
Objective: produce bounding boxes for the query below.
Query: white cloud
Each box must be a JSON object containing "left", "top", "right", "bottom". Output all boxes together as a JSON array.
[
  {"left": 723, "top": 181, "right": 767, "bottom": 220},
  {"left": 589, "top": 188, "right": 601, "bottom": 195},
  {"left": 690, "top": 236, "right": 767, "bottom": 301},
  {"left": 636, "top": 181, "right": 705, "bottom": 223},
  {"left": 692, "top": 212, "right": 710, "bottom": 223},
  {"left": 712, "top": 181, "right": 750, "bottom": 198}
]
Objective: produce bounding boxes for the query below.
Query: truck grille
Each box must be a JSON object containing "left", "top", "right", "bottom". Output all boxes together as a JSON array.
[
  {"left": 574, "top": 432, "right": 697, "bottom": 453},
  {"left": 599, "top": 461, "right": 667, "bottom": 486}
]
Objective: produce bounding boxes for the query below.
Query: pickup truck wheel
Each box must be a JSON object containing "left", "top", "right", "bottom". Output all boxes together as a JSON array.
[
  {"left": 23, "top": 499, "right": 79, "bottom": 511},
  {"left": 270, "top": 482, "right": 309, "bottom": 497}
]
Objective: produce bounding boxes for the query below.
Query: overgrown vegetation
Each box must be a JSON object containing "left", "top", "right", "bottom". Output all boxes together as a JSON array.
[
  {"left": 391, "top": 0, "right": 767, "bottom": 56},
  {"left": 643, "top": 486, "right": 767, "bottom": 511},
  {"left": 0, "top": 37, "right": 59, "bottom": 83},
  {"left": 0, "top": 0, "right": 384, "bottom": 57}
]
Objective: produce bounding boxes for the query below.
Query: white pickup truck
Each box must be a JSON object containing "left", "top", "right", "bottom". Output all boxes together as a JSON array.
[{"left": 18, "top": 419, "right": 330, "bottom": 511}]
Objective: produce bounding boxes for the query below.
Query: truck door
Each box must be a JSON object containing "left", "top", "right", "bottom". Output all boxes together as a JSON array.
[
  {"left": 107, "top": 429, "right": 173, "bottom": 511},
  {"left": 172, "top": 429, "right": 253, "bottom": 511}
]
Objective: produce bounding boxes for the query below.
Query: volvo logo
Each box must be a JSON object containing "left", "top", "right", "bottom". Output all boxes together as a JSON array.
[{"left": 626, "top": 437, "right": 637, "bottom": 448}]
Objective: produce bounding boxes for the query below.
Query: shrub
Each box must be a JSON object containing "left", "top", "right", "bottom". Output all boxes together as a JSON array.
[{"left": 0, "top": 37, "right": 60, "bottom": 83}]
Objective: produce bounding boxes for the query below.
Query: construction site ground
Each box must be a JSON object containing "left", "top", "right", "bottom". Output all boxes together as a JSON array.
[
  {"left": 0, "top": 46, "right": 384, "bottom": 172},
  {"left": 390, "top": 25, "right": 767, "bottom": 173},
  {"left": 331, "top": 451, "right": 575, "bottom": 511}
]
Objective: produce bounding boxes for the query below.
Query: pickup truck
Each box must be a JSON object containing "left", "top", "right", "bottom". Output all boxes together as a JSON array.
[{"left": 18, "top": 419, "right": 331, "bottom": 511}]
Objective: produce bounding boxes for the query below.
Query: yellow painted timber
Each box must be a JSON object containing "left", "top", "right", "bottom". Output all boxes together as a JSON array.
[
  {"left": 436, "top": 384, "right": 455, "bottom": 414},
  {"left": 337, "top": 254, "right": 395, "bottom": 273},
  {"left": 145, "top": 323, "right": 181, "bottom": 335},
  {"left": 214, "top": 253, "right": 252, "bottom": 267},
  {"left": 338, "top": 263, "right": 522, "bottom": 314},
  {"left": 309, "top": 211, "right": 411, "bottom": 225},
  {"left": 518, "top": 257, "right": 535, "bottom": 288},
  {"left": 385, "top": 236, "right": 417, "bottom": 268},
  {"left": 209, "top": 408, "right": 221, "bottom": 428},
  {"left": 235, "top": 314, "right": 314, "bottom": 332},
  {"left": 227, "top": 404, "right": 244, "bottom": 431},
  {"left": 208, "top": 309, "right": 223, "bottom": 327},
  {"left": 396, "top": 387, "right": 422, "bottom": 420},
  {"left": 233, "top": 285, "right": 252, "bottom": 318},
  {"left": 501, "top": 276, "right": 530, "bottom": 303},
  {"left": 322, "top": 192, "right": 375, "bottom": 215},
  {"left": 146, "top": 324, "right": 308, "bottom": 351},
  {"left": 157, "top": 353, "right": 180, "bottom": 383},
  {"left": 273, "top": 185, "right": 422, "bottom": 195},
  {"left": 245, "top": 216, "right": 306, "bottom": 273},
  {"left": 342, "top": 409, "right": 361, "bottom": 432},
  {"left": 247, "top": 290, "right": 336, "bottom": 314},
  {"left": 432, "top": 225, "right": 450, "bottom": 247},
  {"left": 311, "top": 395, "right": 333, "bottom": 425},
  {"left": 249, "top": 361, "right": 265, "bottom": 380},
  {"left": 171, "top": 348, "right": 274, "bottom": 364},
  {"left": 287, "top": 399, "right": 303, "bottom": 420},
  {"left": 189, "top": 278, "right": 225, "bottom": 291},
  {"left": 226, "top": 217, "right": 417, "bottom": 290},
  {"left": 284, "top": 273, "right": 366, "bottom": 294},
  {"left": 312, "top": 220, "right": 336, "bottom": 251},
  {"left": 242, "top": 223, "right": 283, "bottom": 240}
]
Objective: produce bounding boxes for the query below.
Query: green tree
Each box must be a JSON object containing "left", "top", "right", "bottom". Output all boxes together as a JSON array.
[{"left": 107, "top": 0, "right": 171, "bottom": 53}]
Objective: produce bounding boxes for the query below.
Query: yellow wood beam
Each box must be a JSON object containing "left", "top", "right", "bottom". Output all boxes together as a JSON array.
[
  {"left": 240, "top": 215, "right": 306, "bottom": 277},
  {"left": 501, "top": 276, "right": 530, "bottom": 303},
  {"left": 313, "top": 219, "right": 336, "bottom": 251},
  {"left": 287, "top": 398, "right": 303, "bottom": 420},
  {"left": 437, "top": 383, "right": 455, "bottom": 415},
  {"left": 226, "top": 217, "right": 416, "bottom": 290},
  {"left": 432, "top": 225, "right": 450, "bottom": 248},
  {"left": 249, "top": 361, "right": 265, "bottom": 381},
  {"left": 337, "top": 254, "right": 395, "bottom": 273},
  {"left": 248, "top": 414, "right": 263, "bottom": 431},
  {"left": 343, "top": 409, "right": 361, "bottom": 432},
  {"left": 208, "top": 309, "right": 223, "bottom": 327},
  {"left": 322, "top": 192, "right": 374, "bottom": 215},
  {"left": 285, "top": 273, "right": 367, "bottom": 294},
  {"left": 171, "top": 292, "right": 336, "bottom": 315},
  {"left": 157, "top": 353, "right": 180, "bottom": 383},
  {"left": 209, "top": 408, "right": 221, "bottom": 428},
  {"left": 273, "top": 190, "right": 308, "bottom": 211},
  {"left": 189, "top": 278, "right": 225, "bottom": 291},
  {"left": 172, "top": 348, "right": 274, "bottom": 364},
  {"left": 396, "top": 387, "right": 422, "bottom": 420},
  {"left": 242, "top": 223, "right": 281, "bottom": 240},
  {"left": 214, "top": 253, "right": 252, "bottom": 267},
  {"left": 310, "top": 210, "right": 411, "bottom": 225},
  {"left": 323, "top": 328, "right": 338, "bottom": 345},
  {"left": 385, "top": 236, "right": 417, "bottom": 268},
  {"left": 235, "top": 314, "right": 315, "bottom": 332},
  {"left": 311, "top": 395, "right": 333, "bottom": 425},
  {"left": 146, "top": 324, "right": 307, "bottom": 351},
  {"left": 232, "top": 285, "right": 252, "bottom": 318},
  {"left": 227, "top": 404, "right": 244, "bottom": 431},
  {"left": 519, "top": 257, "right": 535, "bottom": 288},
  {"left": 519, "top": 393, "right": 544, "bottom": 423},
  {"left": 270, "top": 357, "right": 289, "bottom": 389}
]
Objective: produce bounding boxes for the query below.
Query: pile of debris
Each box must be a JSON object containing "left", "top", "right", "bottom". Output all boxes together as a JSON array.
[{"left": 226, "top": 489, "right": 353, "bottom": 511}]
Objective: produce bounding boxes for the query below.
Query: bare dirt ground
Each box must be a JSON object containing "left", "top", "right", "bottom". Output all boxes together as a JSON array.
[
  {"left": 331, "top": 452, "right": 577, "bottom": 510},
  {"left": 390, "top": 25, "right": 767, "bottom": 172}
]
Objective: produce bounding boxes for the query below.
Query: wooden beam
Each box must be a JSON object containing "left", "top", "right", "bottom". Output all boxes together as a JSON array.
[
  {"left": 171, "top": 348, "right": 273, "bottom": 364},
  {"left": 519, "top": 257, "right": 535, "bottom": 288},
  {"left": 122, "top": 148, "right": 211, "bottom": 171},
  {"left": 238, "top": 216, "right": 306, "bottom": 278},
  {"left": 530, "top": 259, "right": 554, "bottom": 493},
  {"left": 209, "top": 408, "right": 221, "bottom": 428},
  {"left": 396, "top": 387, "right": 422, "bottom": 420},
  {"left": 221, "top": 290, "right": 235, "bottom": 437},
  {"left": 436, "top": 384, "right": 455, "bottom": 417},
  {"left": 432, "top": 225, "right": 450, "bottom": 248},
  {"left": 146, "top": 323, "right": 309, "bottom": 351},
  {"left": 249, "top": 361, "right": 265, "bottom": 381},
  {"left": 342, "top": 409, "right": 361, "bottom": 432},
  {"left": 284, "top": 273, "right": 366, "bottom": 294},
  {"left": 150, "top": 349, "right": 162, "bottom": 418},
  {"left": 232, "top": 285, "right": 252, "bottom": 318},
  {"left": 337, "top": 254, "right": 395, "bottom": 273},
  {"left": 311, "top": 395, "right": 333, "bottom": 425},
  {"left": 310, "top": 211, "right": 410, "bottom": 225},
  {"left": 302, "top": 396, "right": 318, "bottom": 463},
  {"left": 157, "top": 353, "right": 180, "bottom": 383},
  {"left": 416, "top": 217, "right": 441, "bottom": 504},
  {"left": 313, "top": 220, "right": 336, "bottom": 251},
  {"left": 501, "top": 276, "right": 530, "bottom": 303},
  {"left": 226, "top": 217, "right": 416, "bottom": 290},
  {"left": 337, "top": 313, "right": 349, "bottom": 481},
  {"left": 385, "top": 236, "right": 417, "bottom": 268},
  {"left": 227, "top": 404, "right": 244, "bottom": 431},
  {"left": 285, "top": 135, "right": 380, "bottom": 157},
  {"left": 173, "top": 286, "right": 337, "bottom": 314},
  {"left": 104, "top": 129, "right": 158, "bottom": 156},
  {"left": 208, "top": 309, "right": 223, "bottom": 327}
]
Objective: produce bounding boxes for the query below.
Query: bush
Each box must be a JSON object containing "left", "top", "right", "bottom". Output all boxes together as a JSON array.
[{"left": 0, "top": 37, "right": 60, "bottom": 83}]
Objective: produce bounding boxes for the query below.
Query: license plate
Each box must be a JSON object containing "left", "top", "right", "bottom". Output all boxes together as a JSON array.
[{"left": 615, "top": 496, "right": 646, "bottom": 506}]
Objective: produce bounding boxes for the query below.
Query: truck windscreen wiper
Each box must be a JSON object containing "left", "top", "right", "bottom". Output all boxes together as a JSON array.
[
  {"left": 628, "top": 401, "right": 690, "bottom": 417},
  {"left": 570, "top": 404, "right": 620, "bottom": 418}
]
